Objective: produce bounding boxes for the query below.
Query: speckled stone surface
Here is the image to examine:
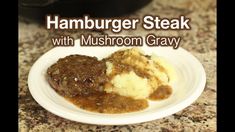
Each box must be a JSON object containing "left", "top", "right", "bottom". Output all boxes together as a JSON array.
[{"left": 19, "top": 0, "right": 216, "bottom": 131}]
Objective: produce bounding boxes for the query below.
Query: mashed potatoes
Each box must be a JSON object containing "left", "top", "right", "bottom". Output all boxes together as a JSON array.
[
  {"left": 106, "top": 71, "right": 152, "bottom": 99},
  {"left": 104, "top": 48, "right": 175, "bottom": 99}
]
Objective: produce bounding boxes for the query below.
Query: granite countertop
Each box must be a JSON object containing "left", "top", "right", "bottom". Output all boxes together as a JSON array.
[{"left": 19, "top": 0, "right": 216, "bottom": 131}]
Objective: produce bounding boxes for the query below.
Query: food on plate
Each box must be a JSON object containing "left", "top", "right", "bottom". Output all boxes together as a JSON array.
[
  {"left": 47, "top": 55, "right": 107, "bottom": 97},
  {"left": 104, "top": 48, "right": 174, "bottom": 100},
  {"left": 47, "top": 48, "right": 175, "bottom": 113}
]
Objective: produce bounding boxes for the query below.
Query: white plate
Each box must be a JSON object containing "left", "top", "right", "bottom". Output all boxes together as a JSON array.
[{"left": 28, "top": 39, "right": 206, "bottom": 125}]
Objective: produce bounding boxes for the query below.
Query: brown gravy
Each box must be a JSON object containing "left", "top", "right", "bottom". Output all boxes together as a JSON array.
[
  {"left": 65, "top": 85, "right": 172, "bottom": 113},
  {"left": 149, "top": 85, "right": 172, "bottom": 100},
  {"left": 66, "top": 92, "right": 148, "bottom": 113}
]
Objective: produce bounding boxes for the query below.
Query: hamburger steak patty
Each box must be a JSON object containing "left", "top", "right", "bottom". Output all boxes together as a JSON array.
[{"left": 47, "top": 55, "right": 107, "bottom": 97}]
